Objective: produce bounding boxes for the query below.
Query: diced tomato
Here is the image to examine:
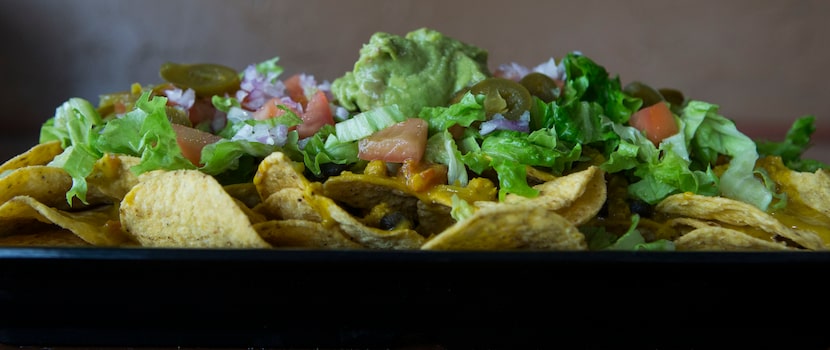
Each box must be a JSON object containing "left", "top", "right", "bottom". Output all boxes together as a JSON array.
[
  {"left": 170, "top": 123, "right": 223, "bottom": 166},
  {"left": 113, "top": 101, "right": 128, "bottom": 115},
  {"left": 188, "top": 97, "right": 218, "bottom": 128},
  {"left": 448, "top": 124, "right": 465, "bottom": 139},
  {"left": 252, "top": 97, "right": 302, "bottom": 120},
  {"left": 252, "top": 93, "right": 333, "bottom": 138},
  {"left": 628, "top": 101, "right": 679, "bottom": 146},
  {"left": 297, "top": 90, "right": 335, "bottom": 138},
  {"left": 358, "top": 118, "right": 428, "bottom": 163},
  {"left": 284, "top": 74, "right": 309, "bottom": 108}
]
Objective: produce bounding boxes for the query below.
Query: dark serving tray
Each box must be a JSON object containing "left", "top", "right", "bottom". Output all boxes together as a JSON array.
[{"left": 2, "top": 247, "right": 830, "bottom": 348}]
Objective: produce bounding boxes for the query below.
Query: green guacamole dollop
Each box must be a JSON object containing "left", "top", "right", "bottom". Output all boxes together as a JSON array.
[{"left": 331, "top": 28, "right": 491, "bottom": 117}]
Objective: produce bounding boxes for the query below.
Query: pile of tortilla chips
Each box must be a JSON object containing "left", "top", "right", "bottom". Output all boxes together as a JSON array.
[{"left": 1, "top": 140, "right": 828, "bottom": 251}]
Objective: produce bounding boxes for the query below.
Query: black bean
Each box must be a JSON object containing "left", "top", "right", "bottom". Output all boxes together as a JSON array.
[{"left": 379, "top": 212, "right": 408, "bottom": 231}]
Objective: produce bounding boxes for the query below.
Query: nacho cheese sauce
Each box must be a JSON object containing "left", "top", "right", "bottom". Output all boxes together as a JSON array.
[
  {"left": 759, "top": 157, "right": 830, "bottom": 244},
  {"left": 333, "top": 160, "right": 497, "bottom": 207}
]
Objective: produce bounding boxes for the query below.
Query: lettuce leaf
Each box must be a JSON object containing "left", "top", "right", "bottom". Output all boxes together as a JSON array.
[
  {"left": 534, "top": 53, "right": 633, "bottom": 156},
  {"left": 43, "top": 92, "right": 200, "bottom": 204},
  {"left": 283, "top": 125, "right": 360, "bottom": 177},
  {"left": 602, "top": 107, "right": 719, "bottom": 205},
  {"left": 450, "top": 194, "right": 476, "bottom": 222},
  {"left": 418, "top": 91, "right": 486, "bottom": 135},
  {"left": 425, "top": 130, "right": 468, "bottom": 186},
  {"left": 562, "top": 53, "right": 642, "bottom": 124},
  {"left": 682, "top": 101, "right": 772, "bottom": 211},
  {"left": 335, "top": 105, "right": 408, "bottom": 142},
  {"left": 756, "top": 115, "right": 828, "bottom": 172},
  {"left": 461, "top": 129, "right": 581, "bottom": 200},
  {"left": 199, "top": 138, "right": 278, "bottom": 176},
  {"left": 584, "top": 214, "right": 675, "bottom": 251},
  {"left": 96, "top": 92, "right": 196, "bottom": 175},
  {"left": 41, "top": 98, "right": 105, "bottom": 204},
  {"left": 40, "top": 98, "right": 102, "bottom": 149}
]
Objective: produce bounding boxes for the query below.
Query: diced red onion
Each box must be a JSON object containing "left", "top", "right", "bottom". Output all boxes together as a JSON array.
[
  {"left": 317, "top": 80, "right": 334, "bottom": 102},
  {"left": 532, "top": 58, "right": 562, "bottom": 81},
  {"left": 333, "top": 106, "right": 350, "bottom": 121},
  {"left": 227, "top": 106, "right": 254, "bottom": 123},
  {"left": 494, "top": 57, "right": 564, "bottom": 82},
  {"left": 298, "top": 73, "right": 317, "bottom": 99},
  {"left": 231, "top": 123, "right": 288, "bottom": 146},
  {"left": 238, "top": 64, "right": 286, "bottom": 110},
  {"left": 277, "top": 96, "right": 304, "bottom": 114},
  {"left": 164, "top": 88, "right": 196, "bottom": 109},
  {"left": 494, "top": 62, "right": 530, "bottom": 81},
  {"left": 479, "top": 111, "right": 530, "bottom": 135},
  {"left": 211, "top": 109, "right": 228, "bottom": 133}
]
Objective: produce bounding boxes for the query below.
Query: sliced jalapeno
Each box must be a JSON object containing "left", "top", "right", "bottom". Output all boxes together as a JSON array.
[
  {"left": 159, "top": 62, "right": 241, "bottom": 97},
  {"left": 470, "top": 77, "right": 532, "bottom": 120},
  {"left": 623, "top": 81, "right": 664, "bottom": 108},
  {"left": 519, "top": 72, "right": 559, "bottom": 103},
  {"left": 658, "top": 88, "right": 685, "bottom": 107}
]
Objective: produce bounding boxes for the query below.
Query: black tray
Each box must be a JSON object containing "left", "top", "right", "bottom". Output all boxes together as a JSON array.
[{"left": 2, "top": 247, "right": 830, "bottom": 348}]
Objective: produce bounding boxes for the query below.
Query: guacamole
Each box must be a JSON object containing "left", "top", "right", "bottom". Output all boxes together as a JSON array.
[{"left": 331, "top": 28, "right": 491, "bottom": 116}]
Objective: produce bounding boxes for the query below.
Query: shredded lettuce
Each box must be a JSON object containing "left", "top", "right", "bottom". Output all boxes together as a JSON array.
[
  {"left": 584, "top": 214, "right": 675, "bottom": 251},
  {"left": 41, "top": 98, "right": 105, "bottom": 204},
  {"left": 425, "top": 130, "right": 468, "bottom": 187},
  {"left": 40, "top": 98, "right": 102, "bottom": 149},
  {"left": 253, "top": 56, "right": 284, "bottom": 77},
  {"left": 47, "top": 144, "right": 101, "bottom": 205},
  {"left": 199, "top": 138, "right": 278, "bottom": 176},
  {"left": 42, "top": 92, "right": 198, "bottom": 204},
  {"left": 461, "top": 129, "right": 581, "bottom": 200},
  {"left": 682, "top": 101, "right": 772, "bottom": 211},
  {"left": 97, "top": 92, "right": 196, "bottom": 175},
  {"left": 601, "top": 100, "right": 774, "bottom": 207},
  {"left": 335, "top": 105, "right": 408, "bottom": 142},
  {"left": 283, "top": 125, "right": 359, "bottom": 177},
  {"left": 418, "top": 91, "right": 486, "bottom": 134},
  {"left": 563, "top": 53, "right": 642, "bottom": 124},
  {"left": 536, "top": 53, "right": 639, "bottom": 155},
  {"left": 211, "top": 95, "right": 241, "bottom": 113},
  {"left": 756, "top": 115, "right": 828, "bottom": 172},
  {"left": 450, "top": 194, "right": 476, "bottom": 222}
]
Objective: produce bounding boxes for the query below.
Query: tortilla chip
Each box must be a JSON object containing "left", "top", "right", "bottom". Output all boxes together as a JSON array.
[
  {"left": 421, "top": 203, "right": 587, "bottom": 251},
  {"left": 500, "top": 166, "right": 606, "bottom": 225},
  {"left": 656, "top": 192, "right": 825, "bottom": 250},
  {"left": 233, "top": 198, "right": 267, "bottom": 225},
  {"left": 254, "top": 219, "right": 362, "bottom": 249},
  {"left": 255, "top": 187, "right": 323, "bottom": 222},
  {"left": 0, "top": 166, "right": 74, "bottom": 209},
  {"left": 119, "top": 169, "right": 270, "bottom": 248},
  {"left": 224, "top": 182, "right": 262, "bottom": 209},
  {"left": 0, "top": 228, "right": 91, "bottom": 247},
  {"left": 253, "top": 152, "right": 308, "bottom": 199},
  {"left": 0, "top": 163, "right": 120, "bottom": 210},
  {"left": 525, "top": 165, "right": 558, "bottom": 185},
  {"left": 675, "top": 227, "right": 795, "bottom": 251},
  {"left": 85, "top": 154, "right": 142, "bottom": 202},
  {"left": 788, "top": 168, "right": 830, "bottom": 217},
  {"left": 323, "top": 171, "right": 420, "bottom": 217},
  {"left": 0, "top": 141, "right": 63, "bottom": 174},
  {"left": 0, "top": 196, "right": 132, "bottom": 246},
  {"left": 664, "top": 217, "right": 722, "bottom": 238},
  {"left": 318, "top": 195, "right": 425, "bottom": 249},
  {"left": 416, "top": 201, "right": 455, "bottom": 237}
]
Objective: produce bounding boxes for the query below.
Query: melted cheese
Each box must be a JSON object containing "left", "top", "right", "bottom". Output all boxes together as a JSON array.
[{"left": 758, "top": 156, "right": 830, "bottom": 246}]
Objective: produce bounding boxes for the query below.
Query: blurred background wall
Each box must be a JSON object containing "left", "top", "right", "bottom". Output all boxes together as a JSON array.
[{"left": 1, "top": 0, "right": 828, "bottom": 162}]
